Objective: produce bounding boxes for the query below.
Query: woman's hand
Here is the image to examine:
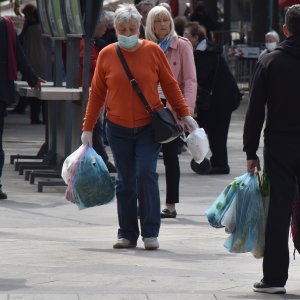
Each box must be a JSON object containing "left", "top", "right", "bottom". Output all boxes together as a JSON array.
[
  {"left": 33, "top": 77, "right": 46, "bottom": 91},
  {"left": 182, "top": 116, "right": 199, "bottom": 132},
  {"left": 81, "top": 131, "right": 93, "bottom": 146}
]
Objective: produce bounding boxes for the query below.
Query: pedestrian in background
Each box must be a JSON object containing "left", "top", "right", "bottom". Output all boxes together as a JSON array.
[
  {"left": 136, "top": 0, "right": 154, "bottom": 39},
  {"left": 243, "top": 4, "right": 300, "bottom": 295},
  {"left": 13, "top": 4, "right": 47, "bottom": 124},
  {"left": 146, "top": 6, "right": 197, "bottom": 218},
  {"left": 184, "top": 22, "right": 241, "bottom": 175},
  {"left": 259, "top": 30, "right": 280, "bottom": 59},
  {"left": 0, "top": 16, "right": 44, "bottom": 200},
  {"left": 81, "top": 4, "right": 198, "bottom": 250}
]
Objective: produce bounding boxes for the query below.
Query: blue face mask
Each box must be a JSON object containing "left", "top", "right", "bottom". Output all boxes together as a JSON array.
[{"left": 117, "top": 34, "right": 139, "bottom": 49}]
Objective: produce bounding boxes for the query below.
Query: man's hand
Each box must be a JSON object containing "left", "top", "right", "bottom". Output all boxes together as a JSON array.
[
  {"left": 33, "top": 77, "right": 46, "bottom": 91},
  {"left": 247, "top": 158, "right": 261, "bottom": 175}
]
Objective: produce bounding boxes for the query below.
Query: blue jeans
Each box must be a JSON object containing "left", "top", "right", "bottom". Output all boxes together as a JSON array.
[{"left": 106, "top": 120, "right": 161, "bottom": 244}]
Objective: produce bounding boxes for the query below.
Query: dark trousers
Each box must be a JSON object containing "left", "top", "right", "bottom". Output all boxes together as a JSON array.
[
  {"left": 0, "top": 102, "right": 6, "bottom": 178},
  {"left": 263, "top": 137, "right": 300, "bottom": 286},
  {"left": 162, "top": 137, "right": 181, "bottom": 204},
  {"left": 29, "top": 97, "right": 44, "bottom": 123},
  {"left": 106, "top": 121, "right": 161, "bottom": 242},
  {"left": 197, "top": 108, "right": 231, "bottom": 168}
]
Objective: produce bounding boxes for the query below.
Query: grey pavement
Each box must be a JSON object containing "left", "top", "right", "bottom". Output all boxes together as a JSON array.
[{"left": 1, "top": 98, "right": 300, "bottom": 300}]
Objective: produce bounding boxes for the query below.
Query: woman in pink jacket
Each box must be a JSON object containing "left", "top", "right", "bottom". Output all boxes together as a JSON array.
[{"left": 146, "top": 6, "right": 197, "bottom": 218}]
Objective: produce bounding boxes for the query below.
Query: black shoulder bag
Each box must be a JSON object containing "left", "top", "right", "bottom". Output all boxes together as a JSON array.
[
  {"left": 115, "top": 44, "right": 183, "bottom": 143},
  {"left": 197, "top": 53, "right": 220, "bottom": 110}
]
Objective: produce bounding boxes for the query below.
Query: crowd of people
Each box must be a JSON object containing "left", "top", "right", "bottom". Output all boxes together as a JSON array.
[{"left": 2, "top": 0, "right": 300, "bottom": 295}]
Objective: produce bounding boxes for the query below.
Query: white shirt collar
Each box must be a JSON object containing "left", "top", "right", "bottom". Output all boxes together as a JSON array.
[{"left": 196, "top": 39, "right": 207, "bottom": 51}]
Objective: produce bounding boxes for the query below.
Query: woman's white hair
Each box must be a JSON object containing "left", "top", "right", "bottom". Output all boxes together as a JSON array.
[
  {"left": 145, "top": 6, "right": 176, "bottom": 43},
  {"left": 265, "top": 30, "right": 280, "bottom": 42},
  {"left": 113, "top": 4, "right": 142, "bottom": 27}
]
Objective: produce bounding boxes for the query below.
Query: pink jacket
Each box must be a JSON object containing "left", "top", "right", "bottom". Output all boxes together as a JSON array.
[{"left": 165, "top": 35, "right": 197, "bottom": 114}]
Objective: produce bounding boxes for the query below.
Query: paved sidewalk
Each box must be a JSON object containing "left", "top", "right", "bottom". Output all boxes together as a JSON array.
[{"left": 1, "top": 100, "right": 300, "bottom": 300}]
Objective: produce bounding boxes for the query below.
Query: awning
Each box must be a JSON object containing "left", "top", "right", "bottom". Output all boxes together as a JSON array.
[{"left": 279, "top": 0, "right": 300, "bottom": 8}]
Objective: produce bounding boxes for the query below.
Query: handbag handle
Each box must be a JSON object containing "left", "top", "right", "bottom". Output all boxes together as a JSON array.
[{"left": 115, "top": 43, "right": 153, "bottom": 113}]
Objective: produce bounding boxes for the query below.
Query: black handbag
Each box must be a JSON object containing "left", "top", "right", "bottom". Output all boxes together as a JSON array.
[{"left": 115, "top": 44, "right": 183, "bottom": 143}]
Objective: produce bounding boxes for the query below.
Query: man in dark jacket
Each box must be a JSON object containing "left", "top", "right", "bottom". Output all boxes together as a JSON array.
[
  {"left": 184, "top": 22, "right": 241, "bottom": 175},
  {"left": 243, "top": 4, "right": 300, "bottom": 295},
  {"left": 0, "top": 16, "right": 43, "bottom": 200}
]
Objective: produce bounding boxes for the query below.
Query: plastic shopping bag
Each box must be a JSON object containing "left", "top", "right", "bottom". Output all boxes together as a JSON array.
[
  {"left": 221, "top": 195, "right": 237, "bottom": 234},
  {"left": 251, "top": 172, "right": 270, "bottom": 258},
  {"left": 205, "top": 173, "right": 248, "bottom": 228},
  {"left": 185, "top": 128, "right": 209, "bottom": 163},
  {"left": 224, "top": 174, "right": 263, "bottom": 253},
  {"left": 63, "top": 145, "right": 115, "bottom": 210},
  {"left": 61, "top": 145, "right": 85, "bottom": 184}
]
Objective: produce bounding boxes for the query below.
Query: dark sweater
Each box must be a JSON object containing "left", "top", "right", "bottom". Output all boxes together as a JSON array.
[{"left": 243, "top": 35, "right": 300, "bottom": 159}]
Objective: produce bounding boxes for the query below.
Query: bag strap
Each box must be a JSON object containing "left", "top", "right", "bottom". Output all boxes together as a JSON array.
[{"left": 115, "top": 43, "right": 152, "bottom": 113}]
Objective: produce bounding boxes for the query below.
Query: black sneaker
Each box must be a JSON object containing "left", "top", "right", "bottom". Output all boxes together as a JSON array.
[
  {"left": 0, "top": 189, "right": 7, "bottom": 200},
  {"left": 190, "top": 158, "right": 211, "bottom": 175},
  {"left": 160, "top": 208, "right": 177, "bottom": 218},
  {"left": 207, "top": 165, "right": 230, "bottom": 175},
  {"left": 253, "top": 280, "right": 286, "bottom": 294}
]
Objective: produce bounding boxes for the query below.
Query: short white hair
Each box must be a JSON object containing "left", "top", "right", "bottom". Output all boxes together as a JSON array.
[
  {"left": 145, "top": 6, "right": 176, "bottom": 43},
  {"left": 113, "top": 4, "right": 142, "bottom": 27},
  {"left": 105, "top": 11, "right": 115, "bottom": 28},
  {"left": 265, "top": 30, "right": 280, "bottom": 42}
]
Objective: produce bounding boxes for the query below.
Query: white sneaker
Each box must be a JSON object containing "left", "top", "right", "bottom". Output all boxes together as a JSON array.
[
  {"left": 143, "top": 237, "right": 159, "bottom": 250},
  {"left": 113, "top": 238, "right": 136, "bottom": 249}
]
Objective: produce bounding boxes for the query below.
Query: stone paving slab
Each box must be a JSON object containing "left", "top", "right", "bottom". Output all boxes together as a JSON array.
[{"left": 1, "top": 100, "right": 300, "bottom": 299}]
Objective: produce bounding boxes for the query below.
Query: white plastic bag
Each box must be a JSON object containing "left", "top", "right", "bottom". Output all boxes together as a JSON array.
[
  {"left": 61, "top": 145, "right": 85, "bottom": 184},
  {"left": 221, "top": 194, "right": 237, "bottom": 233},
  {"left": 185, "top": 128, "right": 209, "bottom": 163}
]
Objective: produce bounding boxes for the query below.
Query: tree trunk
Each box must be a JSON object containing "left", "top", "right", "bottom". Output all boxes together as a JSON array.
[
  {"left": 272, "top": 0, "right": 280, "bottom": 33},
  {"left": 252, "top": 0, "right": 269, "bottom": 43},
  {"left": 224, "top": 0, "right": 231, "bottom": 31},
  {"left": 205, "top": 0, "right": 218, "bottom": 25}
]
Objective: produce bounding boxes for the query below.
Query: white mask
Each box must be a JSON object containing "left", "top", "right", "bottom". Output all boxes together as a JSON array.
[{"left": 265, "top": 42, "right": 277, "bottom": 52}]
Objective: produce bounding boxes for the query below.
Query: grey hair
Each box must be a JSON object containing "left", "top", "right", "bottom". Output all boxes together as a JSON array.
[
  {"left": 113, "top": 4, "right": 142, "bottom": 27},
  {"left": 159, "top": 2, "right": 171, "bottom": 14},
  {"left": 136, "top": 0, "right": 154, "bottom": 12},
  {"left": 104, "top": 11, "right": 115, "bottom": 28},
  {"left": 265, "top": 30, "right": 280, "bottom": 42},
  {"left": 145, "top": 6, "right": 176, "bottom": 43}
]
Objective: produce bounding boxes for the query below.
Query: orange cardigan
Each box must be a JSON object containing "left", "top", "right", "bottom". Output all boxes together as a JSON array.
[{"left": 83, "top": 40, "right": 190, "bottom": 131}]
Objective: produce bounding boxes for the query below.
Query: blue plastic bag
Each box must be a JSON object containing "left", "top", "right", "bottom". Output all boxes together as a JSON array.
[
  {"left": 224, "top": 174, "right": 262, "bottom": 253},
  {"left": 205, "top": 173, "right": 248, "bottom": 228},
  {"left": 65, "top": 145, "right": 115, "bottom": 210}
]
